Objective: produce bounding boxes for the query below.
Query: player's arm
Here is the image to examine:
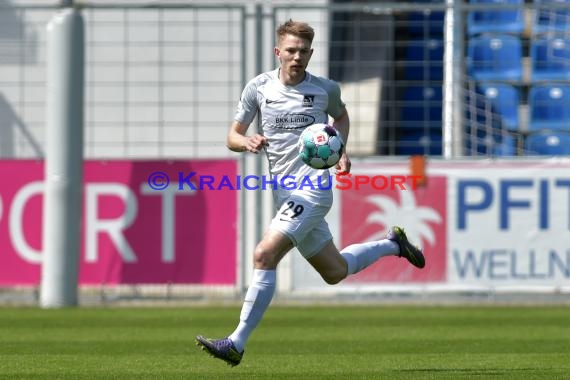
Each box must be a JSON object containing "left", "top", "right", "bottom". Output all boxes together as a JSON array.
[
  {"left": 332, "top": 108, "right": 351, "bottom": 174},
  {"left": 227, "top": 120, "right": 268, "bottom": 154},
  {"left": 332, "top": 108, "right": 349, "bottom": 145}
]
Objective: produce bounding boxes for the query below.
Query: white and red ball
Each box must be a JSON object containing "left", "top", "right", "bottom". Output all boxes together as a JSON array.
[{"left": 298, "top": 123, "right": 344, "bottom": 169}]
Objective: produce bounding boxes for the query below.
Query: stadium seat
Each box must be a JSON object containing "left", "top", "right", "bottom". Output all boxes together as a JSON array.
[
  {"left": 464, "top": 126, "right": 517, "bottom": 156},
  {"left": 407, "top": 0, "right": 445, "bottom": 37},
  {"left": 530, "top": 34, "right": 570, "bottom": 81},
  {"left": 404, "top": 39, "right": 444, "bottom": 81},
  {"left": 466, "top": 34, "right": 523, "bottom": 81},
  {"left": 476, "top": 83, "right": 520, "bottom": 131},
  {"left": 534, "top": 0, "right": 570, "bottom": 34},
  {"left": 526, "top": 131, "right": 570, "bottom": 155},
  {"left": 493, "top": 133, "right": 517, "bottom": 156},
  {"left": 467, "top": 0, "right": 525, "bottom": 36},
  {"left": 399, "top": 85, "right": 442, "bottom": 129},
  {"left": 396, "top": 129, "right": 443, "bottom": 156},
  {"left": 528, "top": 85, "right": 570, "bottom": 130}
]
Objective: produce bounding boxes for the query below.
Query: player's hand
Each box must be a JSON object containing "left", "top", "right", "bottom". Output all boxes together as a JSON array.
[
  {"left": 334, "top": 151, "right": 351, "bottom": 174},
  {"left": 246, "top": 134, "right": 268, "bottom": 154}
]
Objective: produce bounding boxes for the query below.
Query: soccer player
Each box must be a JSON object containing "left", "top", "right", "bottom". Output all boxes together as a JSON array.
[{"left": 196, "top": 20, "right": 424, "bottom": 366}]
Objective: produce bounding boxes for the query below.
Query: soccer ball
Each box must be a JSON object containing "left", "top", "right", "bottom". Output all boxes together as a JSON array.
[{"left": 298, "top": 123, "right": 344, "bottom": 169}]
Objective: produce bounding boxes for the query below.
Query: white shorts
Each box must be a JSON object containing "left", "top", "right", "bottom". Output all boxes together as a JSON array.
[{"left": 269, "top": 189, "right": 333, "bottom": 259}]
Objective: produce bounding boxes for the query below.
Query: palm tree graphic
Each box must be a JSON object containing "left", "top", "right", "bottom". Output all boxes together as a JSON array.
[{"left": 364, "top": 189, "right": 442, "bottom": 247}]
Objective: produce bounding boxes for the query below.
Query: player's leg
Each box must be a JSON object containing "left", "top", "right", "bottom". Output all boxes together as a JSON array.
[
  {"left": 304, "top": 239, "right": 347, "bottom": 284},
  {"left": 228, "top": 195, "right": 334, "bottom": 349},
  {"left": 303, "top": 236, "right": 401, "bottom": 284},
  {"left": 196, "top": 229, "right": 292, "bottom": 366},
  {"left": 301, "top": 225, "right": 424, "bottom": 284},
  {"left": 197, "top": 194, "right": 325, "bottom": 365},
  {"left": 227, "top": 229, "right": 292, "bottom": 351}
]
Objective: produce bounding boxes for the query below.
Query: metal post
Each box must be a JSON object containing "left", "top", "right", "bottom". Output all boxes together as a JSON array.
[
  {"left": 239, "top": 7, "right": 248, "bottom": 295},
  {"left": 443, "top": 0, "right": 464, "bottom": 158},
  {"left": 41, "top": 8, "right": 84, "bottom": 308},
  {"left": 254, "top": 4, "right": 264, "bottom": 247}
]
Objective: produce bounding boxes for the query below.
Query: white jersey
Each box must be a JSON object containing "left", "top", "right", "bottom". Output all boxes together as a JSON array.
[
  {"left": 234, "top": 69, "right": 344, "bottom": 255},
  {"left": 234, "top": 69, "right": 346, "bottom": 189}
]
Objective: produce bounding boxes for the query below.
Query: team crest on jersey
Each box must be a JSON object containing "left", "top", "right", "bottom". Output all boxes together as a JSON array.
[{"left": 302, "top": 95, "right": 315, "bottom": 107}]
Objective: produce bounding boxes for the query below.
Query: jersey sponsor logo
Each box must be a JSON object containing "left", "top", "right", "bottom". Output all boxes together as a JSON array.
[
  {"left": 302, "top": 95, "right": 315, "bottom": 107},
  {"left": 273, "top": 113, "right": 315, "bottom": 129}
]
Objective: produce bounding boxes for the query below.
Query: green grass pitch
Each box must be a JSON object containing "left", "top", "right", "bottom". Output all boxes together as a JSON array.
[{"left": 0, "top": 305, "right": 569, "bottom": 379}]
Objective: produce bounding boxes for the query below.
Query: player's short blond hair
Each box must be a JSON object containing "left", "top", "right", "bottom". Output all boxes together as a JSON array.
[{"left": 276, "top": 20, "right": 315, "bottom": 44}]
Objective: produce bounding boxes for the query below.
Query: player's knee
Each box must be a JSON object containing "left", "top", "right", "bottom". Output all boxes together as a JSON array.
[
  {"left": 253, "top": 245, "right": 277, "bottom": 269},
  {"left": 321, "top": 268, "right": 347, "bottom": 285}
]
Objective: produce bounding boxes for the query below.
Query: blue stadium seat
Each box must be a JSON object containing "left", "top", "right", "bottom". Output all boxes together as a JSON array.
[
  {"left": 477, "top": 83, "right": 520, "bottom": 131},
  {"left": 466, "top": 34, "right": 523, "bottom": 81},
  {"left": 407, "top": 1, "right": 445, "bottom": 37},
  {"left": 530, "top": 34, "right": 570, "bottom": 81},
  {"left": 528, "top": 85, "right": 570, "bottom": 130},
  {"left": 404, "top": 39, "right": 444, "bottom": 81},
  {"left": 526, "top": 131, "right": 570, "bottom": 155},
  {"left": 465, "top": 126, "right": 517, "bottom": 156},
  {"left": 396, "top": 129, "right": 442, "bottom": 156},
  {"left": 494, "top": 133, "right": 517, "bottom": 156},
  {"left": 467, "top": 0, "right": 525, "bottom": 36},
  {"left": 534, "top": 0, "right": 570, "bottom": 34},
  {"left": 399, "top": 85, "right": 443, "bottom": 129}
]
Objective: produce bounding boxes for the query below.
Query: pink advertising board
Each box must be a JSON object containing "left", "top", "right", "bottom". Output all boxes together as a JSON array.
[
  {"left": 0, "top": 160, "right": 237, "bottom": 285},
  {"left": 339, "top": 166, "right": 447, "bottom": 284}
]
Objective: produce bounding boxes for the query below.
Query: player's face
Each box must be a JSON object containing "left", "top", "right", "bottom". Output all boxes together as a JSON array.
[{"left": 275, "top": 34, "right": 313, "bottom": 86}]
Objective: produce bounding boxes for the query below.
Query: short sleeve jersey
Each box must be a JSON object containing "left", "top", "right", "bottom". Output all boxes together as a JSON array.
[{"left": 234, "top": 69, "right": 345, "bottom": 180}]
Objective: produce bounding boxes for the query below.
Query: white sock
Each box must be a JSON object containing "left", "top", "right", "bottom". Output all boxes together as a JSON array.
[
  {"left": 228, "top": 269, "right": 276, "bottom": 352},
  {"left": 340, "top": 239, "right": 399, "bottom": 275}
]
